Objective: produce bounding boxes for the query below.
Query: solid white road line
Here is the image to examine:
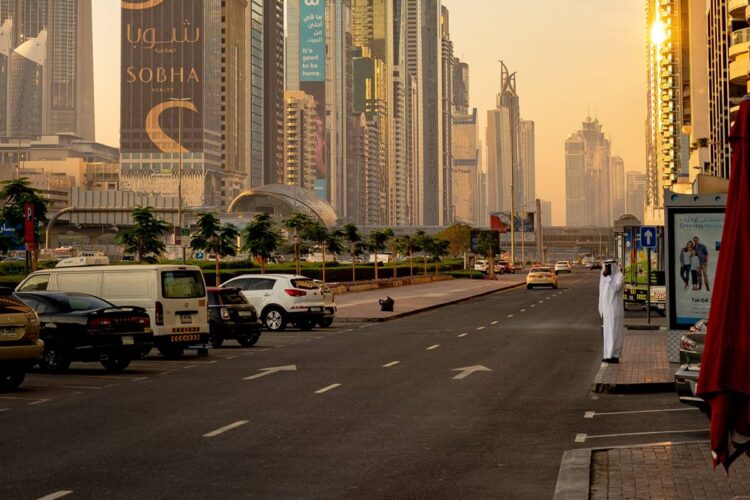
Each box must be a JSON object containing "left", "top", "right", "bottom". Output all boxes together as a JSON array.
[
  {"left": 203, "top": 420, "right": 249, "bottom": 438},
  {"left": 584, "top": 411, "right": 595, "bottom": 419},
  {"left": 37, "top": 491, "right": 73, "bottom": 500},
  {"left": 476, "top": 326, "right": 485, "bottom": 331},
  {"left": 491, "top": 321, "right": 499, "bottom": 325},
  {"left": 131, "top": 377, "right": 148, "bottom": 382},
  {"left": 577, "top": 428, "right": 710, "bottom": 443},
  {"left": 315, "top": 384, "right": 342, "bottom": 394},
  {"left": 383, "top": 361, "right": 400, "bottom": 368},
  {"left": 588, "top": 408, "right": 700, "bottom": 418},
  {"left": 458, "top": 333, "right": 469, "bottom": 338},
  {"left": 427, "top": 344, "right": 441, "bottom": 350},
  {"left": 182, "top": 365, "right": 198, "bottom": 369},
  {"left": 61, "top": 385, "right": 102, "bottom": 390}
]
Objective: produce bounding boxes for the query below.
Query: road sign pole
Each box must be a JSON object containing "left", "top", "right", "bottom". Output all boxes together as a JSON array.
[{"left": 647, "top": 248, "right": 652, "bottom": 325}]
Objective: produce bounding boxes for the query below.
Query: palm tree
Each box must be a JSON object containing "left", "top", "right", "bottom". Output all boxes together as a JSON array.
[
  {"left": 190, "top": 212, "right": 239, "bottom": 286},
  {"left": 241, "top": 213, "right": 281, "bottom": 274},
  {"left": 342, "top": 223, "right": 362, "bottom": 282},
  {"left": 413, "top": 230, "right": 431, "bottom": 276},
  {"left": 116, "top": 206, "right": 172, "bottom": 263},
  {"left": 367, "top": 229, "right": 391, "bottom": 281},
  {"left": 1, "top": 177, "right": 49, "bottom": 269},
  {"left": 283, "top": 212, "right": 312, "bottom": 275},
  {"left": 302, "top": 221, "right": 330, "bottom": 282}
]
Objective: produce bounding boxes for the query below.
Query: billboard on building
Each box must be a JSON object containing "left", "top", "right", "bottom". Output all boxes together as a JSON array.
[
  {"left": 121, "top": 0, "right": 204, "bottom": 154},
  {"left": 299, "top": 0, "right": 325, "bottom": 82},
  {"left": 490, "top": 212, "right": 534, "bottom": 233}
]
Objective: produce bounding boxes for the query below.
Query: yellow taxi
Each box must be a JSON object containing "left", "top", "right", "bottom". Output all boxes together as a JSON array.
[{"left": 526, "top": 266, "right": 558, "bottom": 289}]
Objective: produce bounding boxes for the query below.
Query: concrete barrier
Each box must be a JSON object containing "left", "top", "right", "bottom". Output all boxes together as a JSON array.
[{"left": 328, "top": 274, "right": 453, "bottom": 295}]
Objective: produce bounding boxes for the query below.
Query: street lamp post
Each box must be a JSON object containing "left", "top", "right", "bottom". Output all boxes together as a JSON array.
[{"left": 169, "top": 97, "right": 191, "bottom": 264}]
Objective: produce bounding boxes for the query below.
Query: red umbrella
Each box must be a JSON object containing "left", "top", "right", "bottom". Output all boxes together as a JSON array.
[{"left": 697, "top": 97, "right": 750, "bottom": 470}]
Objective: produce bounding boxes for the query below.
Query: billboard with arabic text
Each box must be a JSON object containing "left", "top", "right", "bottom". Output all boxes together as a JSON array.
[{"left": 300, "top": 0, "right": 325, "bottom": 82}]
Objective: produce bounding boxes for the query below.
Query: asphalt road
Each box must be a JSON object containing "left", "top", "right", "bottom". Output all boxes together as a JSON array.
[{"left": 0, "top": 270, "right": 709, "bottom": 499}]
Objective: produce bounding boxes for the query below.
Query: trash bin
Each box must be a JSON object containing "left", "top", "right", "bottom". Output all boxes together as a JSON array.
[{"left": 379, "top": 297, "right": 394, "bottom": 312}]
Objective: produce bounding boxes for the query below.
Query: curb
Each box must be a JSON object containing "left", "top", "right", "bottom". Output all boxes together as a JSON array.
[
  {"left": 553, "top": 440, "right": 709, "bottom": 500},
  {"left": 592, "top": 362, "right": 676, "bottom": 394},
  {"left": 334, "top": 281, "right": 526, "bottom": 324},
  {"left": 625, "top": 324, "right": 664, "bottom": 331}
]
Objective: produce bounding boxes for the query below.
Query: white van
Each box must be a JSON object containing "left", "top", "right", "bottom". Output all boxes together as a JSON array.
[{"left": 16, "top": 265, "right": 209, "bottom": 357}]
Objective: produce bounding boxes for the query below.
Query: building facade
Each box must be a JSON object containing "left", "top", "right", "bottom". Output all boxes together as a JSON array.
[
  {"left": 264, "top": 0, "right": 285, "bottom": 186},
  {"left": 283, "top": 90, "right": 318, "bottom": 191},
  {"left": 421, "top": 0, "right": 441, "bottom": 226},
  {"left": 610, "top": 155, "right": 625, "bottom": 220},
  {"left": 625, "top": 170, "right": 647, "bottom": 223},
  {"left": 440, "top": 5, "right": 453, "bottom": 225},
  {"left": 519, "top": 119, "right": 535, "bottom": 209},
  {"left": 452, "top": 109, "right": 478, "bottom": 225},
  {"left": 565, "top": 117, "right": 611, "bottom": 227}
]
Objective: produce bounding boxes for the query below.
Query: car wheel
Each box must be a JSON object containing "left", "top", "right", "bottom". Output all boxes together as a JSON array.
[
  {"left": 0, "top": 370, "right": 25, "bottom": 390},
  {"left": 101, "top": 355, "right": 131, "bottom": 372},
  {"left": 157, "top": 344, "right": 184, "bottom": 359},
  {"left": 39, "top": 337, "right": 71, "bottom": 373},
  {"left": 237, "top": 334, "right": 260, "bottom": 347},
  {"left": 210, "top": 335, "right": 224, "bottom": 349},
  {"left": 526, "top": 285, "right": 532, "bottom": 289},
  {"left": 297, "top": 320, "right": 314, "bottom": 331},
  {"left": 263, "top": 307, "right": 287, "bottom": 332},
  {"left": 317, "top": 317, "right": 334, "bottom": 328}
]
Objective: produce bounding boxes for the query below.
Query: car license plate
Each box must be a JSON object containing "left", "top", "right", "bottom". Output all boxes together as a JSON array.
[
  {"left": 310, "top": 307, "right": 322, "bottom": 312},
  {"left": 121, "top": 335, "right": 134, "bottom": 345},
  {"left": 238, "top": 310, "right": 253, "bottom": 317},
  {"left": 180, "top": 313, "right": 192, "bottom": 324},
  {"left": 0, "top": 327, "right": 16, "bottom": 337}
]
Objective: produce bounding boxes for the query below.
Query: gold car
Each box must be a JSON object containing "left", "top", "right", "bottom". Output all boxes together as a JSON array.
[
  {"left": 0, "top": 290, "right": 44, "bottom": 390},
  {"left": 526, "top": 267, "right": 558, "bottom": 289}
]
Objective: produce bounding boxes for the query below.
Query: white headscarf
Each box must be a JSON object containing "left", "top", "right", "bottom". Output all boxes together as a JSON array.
[{"left": 599, "top": 261, "right": 622, "bottom": 317}]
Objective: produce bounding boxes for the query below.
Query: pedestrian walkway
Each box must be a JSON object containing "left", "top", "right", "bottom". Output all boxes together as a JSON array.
[
  {"left": 334, "top": 275, "right": 525, "bottom": 322},
  {"left": 593, "top": 330, "right": 675, "bottom": 393},
  {"left": 555, "top": 442, "right": 750, "bottom": 499}
]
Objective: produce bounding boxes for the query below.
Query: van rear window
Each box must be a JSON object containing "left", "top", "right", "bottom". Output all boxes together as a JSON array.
[
  {"left": 290, "top": 279, "right": 318, "bottom": 290},
  {"left": 161, "top": 271, "right": 205, "bottom": 299}
]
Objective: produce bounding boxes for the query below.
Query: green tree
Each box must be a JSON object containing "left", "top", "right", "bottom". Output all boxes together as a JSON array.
[
  {"left": 190, "top": 212, "right": 239, "bottom": 286},
  {"left": 242, "top": 213, "right": 281, "bottom": 274},
  {"left": 302, "top": 221, "right": 331, "bottom": 282},
  {"left": 367, "top": 228, "right": 392, "bottom": 281},
  {"left": 413, "top": 230, "right": 431, "bottom": 276},
  {"left": 283, "top": 212, "right": 312, "bottom": 275},
  {"left": 395, "top": 235, "right": 418, "bottom": 277},
  {"left": 0, "top": 178, "right": 49, "bottom": 269},
  {"left": 116, "top": 206, "right": 172, "bottom": 263},
  {"left": 437, "top": 223, "right": 472, "bottom": 258},
  {"left": 342, "top": 223, "right": 362, "bottom": 282},
  {"left": 385, "top": 230, "right": 401, "bottom": 279},
  {"left": 475, "top": 231, "right": 501, "bottom": 279},
  {"left": 425, "top": 238, "right": 450, "bottom": 274}
]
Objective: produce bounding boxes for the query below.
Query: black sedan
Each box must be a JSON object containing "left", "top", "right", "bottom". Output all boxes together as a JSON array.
[
  {"left": 207, "top": 287, "right": 262, "bottom": 348},
  {"left": 14, "top": 292, "right": 153, "bottom": 372}
]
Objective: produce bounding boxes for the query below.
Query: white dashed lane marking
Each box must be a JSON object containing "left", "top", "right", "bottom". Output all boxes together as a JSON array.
[
  {"left": 315, "top": 384, "right": 342, "bottom": 394},
  {"left": 37, "top": 491, "right": 73, "bottom": 500},
  {"left": 476, "top": 326, "right": 485, "bottom": 331},
  {"left": 203, "top": 420, "right": 249, "bottom": 438},
  {"left": 458, "top": 333, "right": 469, "bottom": 338},
  {"left": 427, "top": 344, "right": 440, "bottom": 350},
  {"left": 382, "top": 361, "right": 400, "bottom": 368},
  {"left": 491, "top": 321, "right": 499, "bottom": 325}
]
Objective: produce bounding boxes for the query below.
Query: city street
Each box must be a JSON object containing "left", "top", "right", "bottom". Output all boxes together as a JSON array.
[{"left": 0, "top": 271, "right": 710, "bottom": 499}]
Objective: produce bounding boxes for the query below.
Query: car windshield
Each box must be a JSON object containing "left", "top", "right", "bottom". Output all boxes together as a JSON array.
[
  {"left": 28, "top": 294, "right": 112, "bottom": 313},
  {"left": 161, "top": 270, "right": 206, "bottom": 299}
]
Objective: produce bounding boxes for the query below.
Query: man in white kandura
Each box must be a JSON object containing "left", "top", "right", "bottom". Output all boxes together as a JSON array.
[{"left": 598, "top": 259, "right": 624, "bottom": 364}]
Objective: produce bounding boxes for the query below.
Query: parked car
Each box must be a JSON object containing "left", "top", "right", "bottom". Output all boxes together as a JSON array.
[
  {"left": 526, "top": 267, "right": 558, "bottom": 289},
  {"left": 0, "top": 288, "right": 43, "bottom": 390},
  {"left": 14, "top": 291, "right": 153, "bottom": 372},
  {"left": 674, "top": 319, "right": 709, "bottom": 414},
  {"left": 16, "top": 264, "right": 209, "bottom": 359},
  {"left": 221, "top": 275, "right": 326, "bottom": 332},
  {"left": 554, "top": 261, "right": 573, "bottom": 274},
  {"left": 474, "top": 260, "right": 490, "bottom": 273},
  {"left": 496, "top": 261, "right": 516, "bottom": 275},
  {"left": 313, "top": 280, "right": 337, "bottom": 328},
  {"left": 590, "top": 261, "right": 603, "bottom": 270},
  {"left": 207, "top": 287, "right": 262, "bottom": 348}
]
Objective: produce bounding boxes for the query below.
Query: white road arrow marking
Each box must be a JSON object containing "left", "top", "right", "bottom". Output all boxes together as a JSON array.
[
  {"left": 243, "top": 365, "right": 297, "bottom": 380},
  {"left": 452, "top": 365, "right": 492, "bottom": 380}
]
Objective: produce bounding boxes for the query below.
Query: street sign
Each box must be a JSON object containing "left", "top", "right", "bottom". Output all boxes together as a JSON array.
[
  {"left": 181, "top": 227, "right": 190, "bottom": 237},
  {"left": 195, "top": 251, "right": 205, "bottom": 260},
  {"left": 640, "top": 226, "right": 658, "bottom": 250}
]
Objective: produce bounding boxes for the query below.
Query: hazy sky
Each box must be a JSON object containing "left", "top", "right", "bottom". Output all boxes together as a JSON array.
[{"left": 92, "top": 1, "right": 645, "bottom": 225}]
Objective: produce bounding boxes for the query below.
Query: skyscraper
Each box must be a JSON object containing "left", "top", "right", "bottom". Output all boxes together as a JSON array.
[
  {"left": 283, "top": 90, "right": 318, "bottom": 191},
  {"left": 440, "top": 5, "right": 453, "bottom": 225},
  {"left": 610, "top": 155, "right": 625, "bottom": 220},
  {"left": 452, "top": 57, "right": 469, "bottom": 115},
  {"left": 540, "top": 199, "right": 552, "bottom": 227},
  {"left": 264, "top": 0, "right": 285, "bottom": 186},
  {"left": 2, "top": 0, "right": 94, "bottom": 140},
  {"left": 391, "top": 0, "right": 410, "bottom": 226},
  {"left": 452, "top": 108, "right": 478, "bottom": 225},
  {"left": 404, "top": 0, "right": 424, "bottom": 225},
  {"left": 519, "top": 119, "right": 535, "bottom": 209},
  {"left": 246, "top": 0, "right": 264, "bottom": 187},
  {"left": 625, "top": 171, "right": 647, "bottom": 223},
  {"left": 421, "top": 0, "right": 441, "bottom": 226},
  {"left": 120, "top": 0, "right": 244, "bottom": 210},
  {"left": 565, "top": 117, "right": 611, "bottom": 227}
]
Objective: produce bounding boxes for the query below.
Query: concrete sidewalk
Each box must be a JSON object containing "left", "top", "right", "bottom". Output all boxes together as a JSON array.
[{"left": 334, "top": 275, "right": 526, "bottom": 322}]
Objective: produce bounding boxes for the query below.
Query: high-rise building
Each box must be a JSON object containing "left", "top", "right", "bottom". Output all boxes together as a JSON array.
[
  {"left": 391, "top": 0, "right": 410, "bottom": 226},
  {"left": 246, "top": 0, "right": 264, "bottom": 187},
  {"left": 264, "top": 0, "right": 285, "bottom": 186},
  {"left": 486, "top": 62, "right": 521, "bottom": 215},
  {"left": 452, "top": 108, "right": 479, "bottom": 225},
  {"left": 283, "top": 90, "right": 318, "bottom": 191},
  {"left": 519, "top": 119, "right": 535, "bottom": 209},
  {"left": 610, "top": 155, "right": 626, "bottom": 220},
  {"left": 565, "top": 117, "right": 611, "bottom": 227},
  {"left": 120, "top": 0, "right": 245, "bottom": 211},
  {"left": 421, "top": 0, "right": 441, "bottom": 226},
  {"left": 404, "top": 0, "right": 424, "bottom": 225},
  {"left": 440, "top": 5, "right": 453, "bottom": 225},
  {"left": 625, "top": 171, "right": 647, "bottom": 223},
  {"left": 540, "top": 199, "right": 552, "bottom": 227},
  {"left": 707, "top": 0, "right": 746, "bottom": 180},
  {"left": 2, "top": 0, "right": 94, "bottom": 141},
  {"left": 452, "top": 57, "right": 469, "bottom": 115}
]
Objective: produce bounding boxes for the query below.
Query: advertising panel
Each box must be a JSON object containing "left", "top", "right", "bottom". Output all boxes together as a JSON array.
[
  {"left": 299, "top": 0, "right": 326, "bottom": 82},
  {"left": 669, "top": 210, "right": 724, "bottom": 327},
  {"left": 121, "top": 0, "right": 204, "bottom": 153},
  {"left": 489, "top": 212, "right": 534, "bottom": 233}
]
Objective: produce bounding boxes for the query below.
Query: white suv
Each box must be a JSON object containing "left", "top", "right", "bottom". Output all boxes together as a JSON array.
[{"left": 221, "top": 275, "right": 326, "bottom": 332}]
